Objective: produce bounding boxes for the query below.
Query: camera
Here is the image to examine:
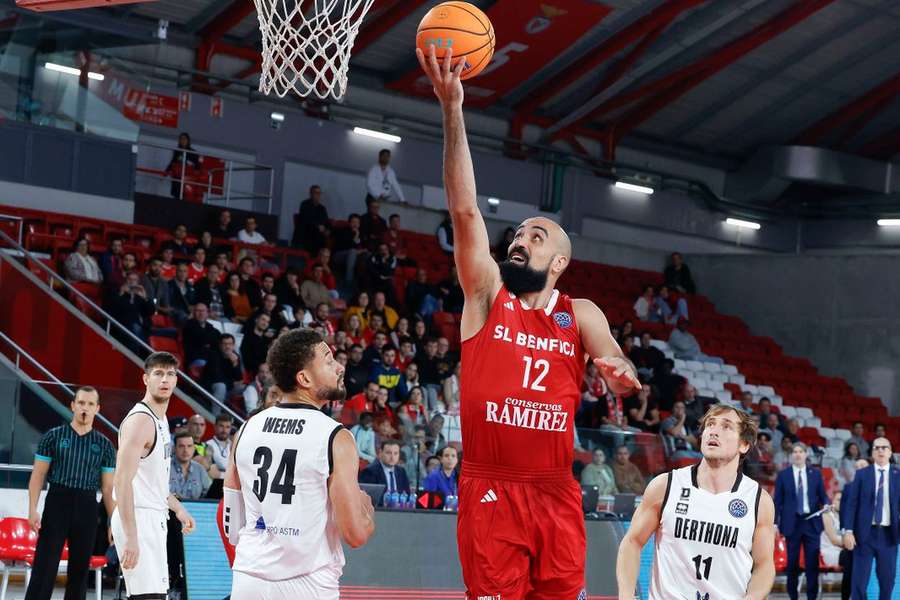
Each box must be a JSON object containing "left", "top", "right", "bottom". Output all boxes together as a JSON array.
[{"left": 270, "top": 112, "right": 285, "bottom": 130}]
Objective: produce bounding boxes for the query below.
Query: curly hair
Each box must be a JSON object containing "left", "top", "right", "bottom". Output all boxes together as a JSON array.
[{"left": 266, "top": 329, "right": 323, "bottom": 394}]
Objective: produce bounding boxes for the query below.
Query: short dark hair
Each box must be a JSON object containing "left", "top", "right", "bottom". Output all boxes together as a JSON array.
[
  {"left": 389, "top": 213, "right": 400, "bottom": 220},
  {"left": 380, "top": 439, "right": 401, "bottom": 451},
  {"left": 239, "top": 257, "right": 255, "bottom": 266},
  {"left": 379, "top": 149, "right": 391, "bottom": 157},
  {"left": 74, "top": 386, "right": 99, "bottom": 402},
  {"left": 215, "top": 413, "right": 233, "bottom": 424},
  {"left": 221, "top": 334, "right": 235, "bottom": 343},
  {"left": 348, "top": 213, "right": 360, "bottom": 220},
  {"left": 349, "top": 344, "right": 363, "bottom": 352},
  {"left": 174, "top": 431, "right": 194, "bottom": 443},
  {"left": 262, "top": 273, "right": 274, "bottom": 281},
  {"left": 853, "top": 421, "right": 864, "bottom": 428},
  {"left": 266, "top": 329, "right": 324, "bottom": 394},
  {"left": 144, "top": 351, "right": 179, "bottom": 373},
  {"left": 437, "top": 445, "right": 457, "bottom": 458}
]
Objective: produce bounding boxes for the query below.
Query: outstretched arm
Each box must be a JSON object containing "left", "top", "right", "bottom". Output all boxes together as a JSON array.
[
  {"left": 573, "top": 299, "right": 640, "bottom": 395},
  {"left": 416, "top": 46, "right": 500, "bottom": 336},
  {"left": 617, "top": 473, "right": 667, "bottom": 599}
]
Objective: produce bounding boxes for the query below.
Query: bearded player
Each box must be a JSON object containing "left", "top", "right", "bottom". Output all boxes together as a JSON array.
[
  {"left": 417, "top": 45, "right": 641, "bottom": 600},
  {"left": 617, "top": 404, "right": 776, "bottom": 600}
]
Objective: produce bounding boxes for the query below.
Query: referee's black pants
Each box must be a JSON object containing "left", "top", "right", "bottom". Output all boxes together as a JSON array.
[{"left": 25, "top": 485, "right": 100, "bottom": 600}]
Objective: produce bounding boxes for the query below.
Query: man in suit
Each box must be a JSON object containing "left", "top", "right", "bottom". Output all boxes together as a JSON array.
[
  {"left": 774, "top": 442, "right": 828, "bottom": 600},
  {"left": 842, "top": 437, "right": 900, "bottom": 600},
  {"left": 358, "top": 440, "right": 410, "bottom": 505},
  {"left": 840, "top": 459, "right": 871, "bottom": 600}
]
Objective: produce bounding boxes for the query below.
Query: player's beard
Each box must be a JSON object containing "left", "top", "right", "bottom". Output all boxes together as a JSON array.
[
  {"left": 317, "top": 384, "right": 346, "bottom": 403},
  {"left": 499, "top": 259, "right": 549, "bottom": 295}
]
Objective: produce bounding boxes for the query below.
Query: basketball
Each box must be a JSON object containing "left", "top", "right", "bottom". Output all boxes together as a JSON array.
[{"left": 416, "top": 1, "right": 495, "bottom": 80}]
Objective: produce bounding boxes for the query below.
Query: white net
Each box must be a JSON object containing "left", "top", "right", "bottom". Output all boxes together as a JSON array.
[{"left": 253, "top": 0, "right": 375, "bottom": 100}]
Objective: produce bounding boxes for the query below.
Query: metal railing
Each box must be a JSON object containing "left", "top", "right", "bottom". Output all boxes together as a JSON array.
[
  {"left": 0, "top": 331, "right": 119, "bottom": 433},
  {"left": 134, "top": 140, "right": 275, "bottom": 213},
  {"left": 0, "top": 228, "right": 244, "bottom": 424}
]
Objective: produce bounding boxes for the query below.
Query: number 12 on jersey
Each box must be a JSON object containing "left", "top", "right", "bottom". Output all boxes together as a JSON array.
[{"left": 521, "top": 356, "right": 549, "bottom": 391}]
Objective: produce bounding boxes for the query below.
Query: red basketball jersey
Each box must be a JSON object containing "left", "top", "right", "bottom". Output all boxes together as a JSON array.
[{"left": 461, "top": 286, "right": 585, "bottom": 476}]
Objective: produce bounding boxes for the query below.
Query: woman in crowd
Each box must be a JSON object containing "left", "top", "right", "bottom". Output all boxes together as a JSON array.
[
  {"left": 343, "top": 313, "right": 367, "bottom": 347},
  {"left": 391, "top": 316, "right": 412, "bottom": 349},
  {"left": 223, "top": 272, "right": 254, "bottom": 323},
  {"left": 343, "top": 291, "right": 370, "bottom": 329},
  {"left": 399, "top": 386, "right": 429, "bottom": 429},
  {"left": 839, "top": 442, "right": 861, "bottom": 484},
  {"left": 64, "top": 238, "right": 103, "bottom": 283}
]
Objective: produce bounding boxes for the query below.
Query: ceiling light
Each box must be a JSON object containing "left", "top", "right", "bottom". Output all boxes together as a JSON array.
[
  {"left": 877, "top": 219, "right": 900, "bottom": 227},
  {"left": 615, "top": 181, "right": 654, "bottom": 195},
  {"left": 487, "top": 197, "right": 500, "bottom": 206},
  {"left": 87, "top": 72, "right": 104, "bottom": 81},
  {"left": 353, "top": 127, "right": 401, "bottom": 143},
  {"left": 725, "top": 218, "right": 761, "bottom": 230},
  {"left": 44, "top": 62, "right": 81, "bottom": 76},
  {"left": 270, "top": 112, "right": 285, "bottom": 122}
]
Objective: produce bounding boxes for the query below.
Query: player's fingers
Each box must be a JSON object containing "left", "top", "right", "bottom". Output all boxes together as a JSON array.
[
  {"left": 427, "top": 43, "right": 439, "bottom": 74},
  {"left": 452, "top": 57, "right": 466, "bottom": 79},
  {"left": 442, "top": 46, "right": 453, "bottom": 77},
  {"left": 415, "top": 48, "right": 428, "bottom": 73}
]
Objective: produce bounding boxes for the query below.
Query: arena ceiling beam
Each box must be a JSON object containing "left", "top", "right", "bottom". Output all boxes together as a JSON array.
[
  {"left": 859, "top": 125, "right": 900, "bottom": 160},
  {"left": 549, "top": 0, "right": 838, "bottom": 159},
  {"left": 353, "top": 0, "right": 429, "bottom": 54},
  {"left": 794, "top": 71, "right": 900, "bottom": 146}
]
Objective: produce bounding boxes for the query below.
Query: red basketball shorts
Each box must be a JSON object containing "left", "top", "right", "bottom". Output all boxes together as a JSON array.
[{"left": 457, "top": 463, "right": 587, "bottom": 600}]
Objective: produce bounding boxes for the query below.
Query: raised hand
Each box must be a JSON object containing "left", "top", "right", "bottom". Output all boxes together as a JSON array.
[
  {"left": 415, "top": 44, "right": 465, "bottom": 108},
  {"left": 593, "top": 357, "right": 641, "bottom": 392}
]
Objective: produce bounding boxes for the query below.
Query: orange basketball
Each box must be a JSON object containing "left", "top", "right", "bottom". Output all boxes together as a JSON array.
[{"left": 416, "top": 1, "right": 495, "bottom": 80}]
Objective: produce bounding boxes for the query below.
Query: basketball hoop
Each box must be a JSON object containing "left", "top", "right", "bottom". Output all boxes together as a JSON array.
[{"left": 253, "top": 0, "right": 375, "bottom": 101}]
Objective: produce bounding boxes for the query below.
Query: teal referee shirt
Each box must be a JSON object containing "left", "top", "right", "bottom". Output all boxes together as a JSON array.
[{"left": 35, "top": 425, "right": 116, "bottom": 490}]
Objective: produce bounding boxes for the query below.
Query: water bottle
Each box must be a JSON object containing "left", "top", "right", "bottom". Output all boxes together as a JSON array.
[
  {"left": 407, "top": 493, "right": 417, "bottom": 510},
  {"left": 399, "top": 492, "right": 408, "bottom": 509},
  {"left": 389, "top": 491, "right": 400, "bottom": 509}
]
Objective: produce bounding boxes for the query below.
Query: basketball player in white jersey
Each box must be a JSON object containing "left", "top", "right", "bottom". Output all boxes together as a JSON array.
[
  {"left": 617, "top": 404, "right": 776, "bottom": 600},
  {"left": 111, "top": 351, "right": 196, "bottom": 599},
  {"left": 223, "top": 329, "right": 375, "bottom": 599}
]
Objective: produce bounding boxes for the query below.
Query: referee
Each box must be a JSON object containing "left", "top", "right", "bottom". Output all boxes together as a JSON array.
[{"left": 25, "top": 386, "right": 116, "bottom": 600}]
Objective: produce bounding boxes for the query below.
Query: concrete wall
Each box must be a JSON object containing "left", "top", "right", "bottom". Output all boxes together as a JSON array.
[{"left": 689, "top": 253, "right": 900, "bottom": 413}]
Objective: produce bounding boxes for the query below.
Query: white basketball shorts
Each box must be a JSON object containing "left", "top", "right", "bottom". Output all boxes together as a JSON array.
[
  {"left": 231, "top": 565, "right": 341, "bottom": 600},
  {"left": 111, "top": 506, "right": 169, "bottom": 598}
]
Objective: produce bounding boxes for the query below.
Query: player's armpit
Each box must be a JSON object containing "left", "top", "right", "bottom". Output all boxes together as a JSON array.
[
  {"left": 744, "top": 490, "right": 776, "bottom": 600},
  {"left": 616, "top": 473, "right": 668, "bottom": 600},
  {"left": 328, "top": 429, "right": 375, "bottom": 548},
  {"left": 573, "top": 299, "right": 639, "bottom": 394}
]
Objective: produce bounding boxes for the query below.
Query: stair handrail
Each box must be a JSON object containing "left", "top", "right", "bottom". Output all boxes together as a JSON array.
[
  {"left": 0, "top": 229, "right": 244, "bottom": 423},
  {"left": 0, "top": 330, "right": 119, "bottom": 433}
]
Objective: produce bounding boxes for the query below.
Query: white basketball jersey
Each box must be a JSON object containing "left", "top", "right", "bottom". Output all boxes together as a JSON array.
[
  {"left": 650, "top": 464, "right": 761, "bottom": 600},
  {"left": 233, "top": 403, "right": 345, "bottom": 580},
  {"left": 117, "top": 402, "right": 171, "bottom": 512}
]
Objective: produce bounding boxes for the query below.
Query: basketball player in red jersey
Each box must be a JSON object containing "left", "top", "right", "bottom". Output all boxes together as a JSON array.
[{"left": 417, "top": 45, "right": 641, "bottom": 600}]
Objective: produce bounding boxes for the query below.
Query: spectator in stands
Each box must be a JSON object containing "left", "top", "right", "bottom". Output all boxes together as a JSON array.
[
  {"left": 242, "top": 363, "right": 273, "bottom": 414},
  {"left": 244, "top": 293, "right": 287, "bottom": 336},
  {"left": 236, "top": 216, "right": 267, "bottom": 245},
  {"left": 193, "top": 264, "right": 225, "bottom": 321},
  {"left": 301, "top": 264, "right": 334, "bottom": 310},
  {"left": 186, "top": 247, "right": 207, "bottom": 284},
  {"left": 362, "top": 330, "right": 389, "bottom": 368},
  {"left": 756, "top": 397, "right": 779, "bottom": 427},
  {"left": 370, "top": 346, "right": 401, "bottom": 401},
  {"left": 160, "top": 247, "right": 176, "bottom": 280},
  {"left": 367, "top": 291, "right": 399, "bottom": 330},
  {"left": 596, "top": 388, "right": 641, "bottom": 450},
  {"left": 204, "top": 414, "right": 233, "bottom": 480},
  {"left": 98, "top": 237, "right": 124, "bottom": 284},
  {"left": 333, "top": 213, "right": 365, "bottom": 282},
  {"left": 849, "top": 421, "right": 870, "bottom": 457},
  {"left": 678, "top": 383, "right": 705, "bottom": 430},
  {"left": 343, "top": 345, "right": 369, "bottom": 397},
  {"left": 661, "top": 399, "right": 702, "bottom": 459},
  {"left": 424, "top": 456, "right": 441, "bottom": 475},
  {"left": 435, "top": 337, "right": 458, "bottom": 380},
  {"left": 580, "top": 448, "right": 618, "bottom": 495},
  {"left": 303, "top": 247, "right": 338, "bottom": 294},
  {"left": 166, "top": 133, "right": 202, "bottom": 199},
  {"left": 405, "top": 268, "right": 439, "bottom": 319},
  {"left": 366, "top": 149, "right": 405, "bottom": 205},
  {"left": 423, "top": 445, "right": 458, "bottom": 498},
  {"left": 399, "top": 387, "right": 428, "bottom": 428},
  {"left": 411, "top": 318, "right": 429, "bottom": 349},
  {"left": 664, "top": 252, "right": 696, "bottom": 294},
  {"left": 351, "top": 412, "right": 377, "bottom": 462},
  {"left": 343, "top": 314, "right": 366, "bottom": 348},
  {"left": 359, "top": 440, "right": 410, "bottom": 503},
  {"left": 343, "top": 381, "right": 380, "bottom": 426},
  {"left": 344, "top": 290, "right": 370, "bottom": 329},
  {"left": 169, "top": 224, "right": 192, "bottom": 256},
  {"left": 292, "top": 184, "right": 330, "bottom": 253},
  {"left": 761, "top": 412, "right": 784, "bottom": 450},
  {"left": 620, "top": 335, "right": 636, "bottom": 359},
  {"left": 783, "top": 418, "right": 801, "bottom": 444},
  {"left": 64, "top": 237, "right": 103, "bottom": 284},
  {"left": 655, "top": 285, "right": 690, "bottom": 324},
  {"left": 167, "top": 262, "right": 195, "bottom": 325},
  {"left": 440, "top": 361, "right": 461, "bottom": 413},
  {"left": 394, "top": 360, "right": 419, "bottom": 401},
  {"left": 624, "top": 386, "right": 659, "bottom": 432},
  {"left": 773, "top": 436, "right": 794, "bottom": 471},
  {"left": 841, "top": 442, "right": 862, "bottom": 483},
  {"left": 633, "top": 285, "right": 655, "bottom": 321},
  {"left": 438, "top": 266, "right": 464, "bottom": 313},
  {"left": 620, "top": 320, "right": 634, "bottom": 342},
  {"left": 416, "top": 338, "right": 442, "bottom": 412},
  {"left": 382, "top": 213, "right": 406, "bottom": 257},
  {"left": 630, "top": 332, "right": 665, "bottom": 379},
  {"left": 745, "top": 431, "right": 777, "bottom": 489},
  {"left": 366, "top": 242, "right": 398, "bottom": 301},
  {"left": 169, "top": 432, "right": 214, "bottom": 500},
  {"left": 241, "top": 312, "right": 273, "bottom": 375},
  {"left": 493, "top": 227, "right": 516, "bottom": 262},
  {"left": 360, "top": 199, "right": 388, "bottom": 249},
  {"left": 223, "top": 272, "right": 255, "bottom": 324},
  {"left": 213, "top": 209, "right": 235, "bottom": 239},
  {"left": 196, "top": 231, "right": 216, "bottom": 255},
  {"left": 236, "top": 257, "right": 262, "bottom": 306},
  {"left": 651, "top": 359, "right": 682, "bottom": 412},
  {"left": 391, "top": 317, "right": 411, "bottom": 348},
  {"left": 141, "top": 257, "right": 171, "bottom": 315},
  {"left": 667, "top": 319, "right": 723, "bottom": 364},
  {"left": 110, "top": 270, "right": 154, "bottom": 342},
  {"left": 403, "top": 425, "right": 431, "bottom": 488},
  {"left": 436, "top": 211, "right": 454, "bottom": 254},
  {"left": 274, "top": 267, "right": 304, "bottom": 311},
  {"left": 204, "top": 334, "right": 244, "bottom": 406},
  {"left": 738, "top": 391, "right": 755, "bottom": 415},
  {"left": 612, "top": 445, "right": 646, "bottom": 495},
  {"left": 183, "top": 302, "right": 220, "bottom": 367},
  {"left": 873, "top": 423, "right": 888, "bottom": 444}
]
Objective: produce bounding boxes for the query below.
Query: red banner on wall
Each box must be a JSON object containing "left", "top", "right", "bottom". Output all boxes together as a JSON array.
[
  {"left": 122, "top": 89, "right": 179, "bottom": 128},
  {"left": 389, "top": 0, "right": 612, "bottom": 108}
]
